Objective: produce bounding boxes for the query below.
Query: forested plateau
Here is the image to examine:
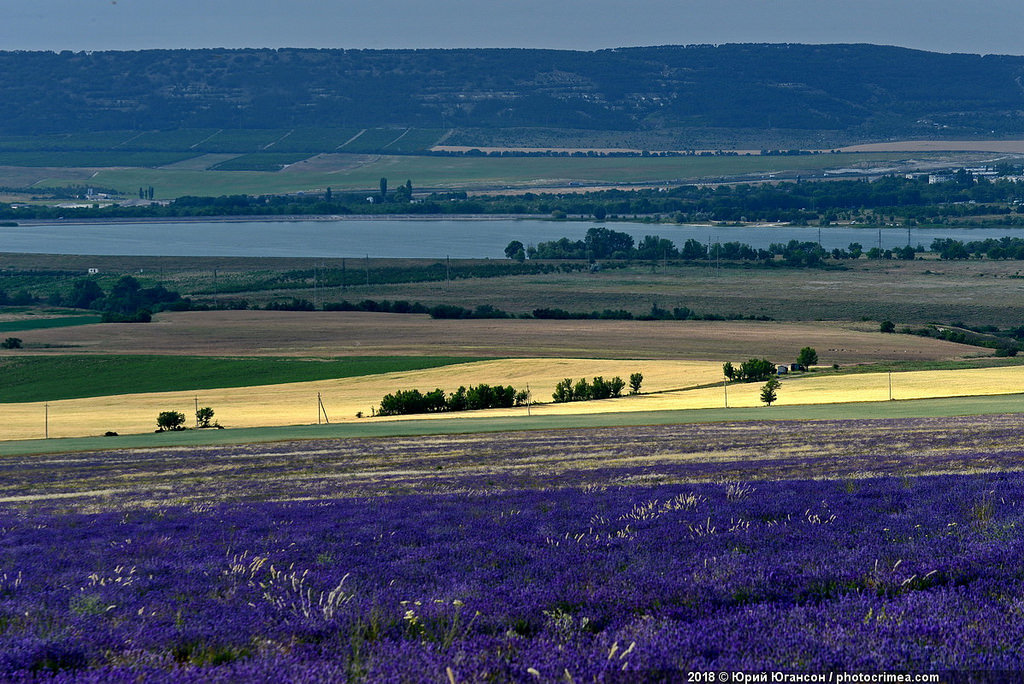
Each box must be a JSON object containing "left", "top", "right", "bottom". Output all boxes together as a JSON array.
[{"left": 5, "top": 44, "right": 1024, "bottom": 143}]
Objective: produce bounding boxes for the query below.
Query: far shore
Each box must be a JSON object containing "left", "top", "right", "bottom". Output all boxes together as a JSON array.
[{"left": 14, "top": 213, "right": 549, "bottom": 227}]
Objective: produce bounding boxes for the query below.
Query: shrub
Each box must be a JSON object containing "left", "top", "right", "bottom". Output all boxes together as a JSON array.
[
  {"left": 1, "top": 337, "right": 23, "bottom": 349},
  {"left": 196, "top": 407, "right": 216, "bottom": 428},
  {"left": 156, "top": 411, "right": 186, "bottom": 432}
]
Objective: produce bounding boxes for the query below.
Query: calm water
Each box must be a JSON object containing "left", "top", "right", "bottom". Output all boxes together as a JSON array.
[{"left": 1, "top": 218, "right": 1021, "bottom": 258}]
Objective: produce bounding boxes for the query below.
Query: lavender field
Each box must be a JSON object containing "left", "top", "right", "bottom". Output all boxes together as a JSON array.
[{"left": 3, "top": 415, "right": 1024, "bottom": 680}]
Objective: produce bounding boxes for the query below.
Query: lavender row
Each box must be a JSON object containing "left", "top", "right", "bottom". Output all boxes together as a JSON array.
[{"left": 2, "top": 471, "right": 1024, "bottom": 679}]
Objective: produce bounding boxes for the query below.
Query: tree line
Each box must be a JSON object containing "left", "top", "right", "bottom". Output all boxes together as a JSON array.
[
  {"left": 375, "top": 372, "right": 645, "bottom": 417},
  {"left": 4, "top": 173, "right": 1024, "bottom": 225},
  {"left": 514, "top": 227, "right": 923, "bottom": 266},
  {"left": 376, "top": 384, "right": 528, "bottom": 417}
]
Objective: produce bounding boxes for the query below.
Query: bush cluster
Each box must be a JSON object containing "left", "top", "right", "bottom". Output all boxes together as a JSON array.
[
  {"left": 552, "top": 376, "right": 626, "bottom": 403},
  {"left": 377, "top": 383, "right": 527, "bottom": 417}
]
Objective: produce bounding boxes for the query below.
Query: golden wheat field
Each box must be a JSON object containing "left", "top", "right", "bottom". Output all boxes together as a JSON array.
[
  {"left": 0, "top": 359, "right": 716, "bottom": 441},
  {"left": 6, "top": 360, "right": 1024, "bottom": 441}
]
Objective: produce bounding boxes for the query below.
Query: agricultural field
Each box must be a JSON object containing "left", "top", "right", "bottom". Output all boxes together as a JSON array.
[
  {"left": 6, "top": 252, "right": 1020, "bottom": 327},
  {"left": 2, "top": 310, "right": 982, "bottom": 361},
  {"left": 333, "top": 258, "right": 1024, "bottom": 326},
  {"left": 0, "top": 355, "right": 477, "bottom": 403},
  {"left": 5, "top": 358, "right": 1024, "bottom": 441},
  {"left": 3, "top": 415, "right": 1024, "bottom": 679},
  {"left": 6, "top": 149, "right": 975, "bottom": 198}
]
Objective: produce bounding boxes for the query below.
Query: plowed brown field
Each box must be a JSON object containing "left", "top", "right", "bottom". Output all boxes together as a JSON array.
[{"left": 7, "top": 311, "right": 982, "bottom": 362}]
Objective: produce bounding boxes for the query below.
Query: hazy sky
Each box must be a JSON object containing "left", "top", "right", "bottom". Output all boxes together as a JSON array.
[{"left": 4, "top": 0, "right": 1023, "bottom": 55}]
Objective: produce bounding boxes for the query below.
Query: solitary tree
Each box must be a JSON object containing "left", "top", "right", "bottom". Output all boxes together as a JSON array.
[
  {"left": 196, "top": 407, "right": 215, "bottom": 428},
  {"left": 156, "top": 411, "right": 186, "bottom": 431},
  {"left": 379, "top": 177, "right": 388, "bottom": 199},
  {"left": 629, "top": 372, "right": 644, "bottom": 394},
  {"left": 880, "top": 320, "right": 896, "bottom": 333},
  {"left": 760, "top": 378, "right": 780, "bottom": 406},
  {"left": 504, "top": 240, "right": 526, "bottom": 261},
  {"left": 796, "top": 347, "right": 818, "bottom": 367}
]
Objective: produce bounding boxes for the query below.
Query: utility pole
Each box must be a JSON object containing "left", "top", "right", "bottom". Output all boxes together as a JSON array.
[
  {"left": 724, "top": 380, "right": 729, "bottom": 409},
  {"left": 317, "top": 392, "right": 330, "bottom": 424}
]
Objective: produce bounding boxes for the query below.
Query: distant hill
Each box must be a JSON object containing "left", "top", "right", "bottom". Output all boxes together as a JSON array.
[{"left": 4, "top": 44, "right": 1024, "bottom": 146}]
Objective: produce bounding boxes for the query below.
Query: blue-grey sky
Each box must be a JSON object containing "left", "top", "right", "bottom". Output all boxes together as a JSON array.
[{"left": 4, "top": 0, "right": 1023, "bottom": 55}]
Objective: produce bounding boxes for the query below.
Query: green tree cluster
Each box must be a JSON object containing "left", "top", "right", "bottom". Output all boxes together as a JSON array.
[
  {"left": 58, "top": 275, "right": 185, "bottom": 323},
  {"left": 156, "top": 411, "right": 186, "bottom": 432},
  {"left": 552, "top": 376, "right": 626, "bottom": 403},
  {"left": 377, "top": 383, "right": 527, "bottom": 417},
  {"left": 723, "top": 358, "right": 776, "bottom": 382}
]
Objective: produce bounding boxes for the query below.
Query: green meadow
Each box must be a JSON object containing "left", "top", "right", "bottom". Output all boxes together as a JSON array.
[{"left": 0, "top": 355, "right": 481, "bottom": 403}]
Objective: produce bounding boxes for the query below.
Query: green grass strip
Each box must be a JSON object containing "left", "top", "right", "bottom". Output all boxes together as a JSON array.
[
  {"left": 0, "top": 316, "right": 103, "bottom": 333},
  {"left": 0, "top": 355, "right": 484, "bottom": 403},
  {"left": 3, "top": 392, "right": 1022, "bottom": 457}
]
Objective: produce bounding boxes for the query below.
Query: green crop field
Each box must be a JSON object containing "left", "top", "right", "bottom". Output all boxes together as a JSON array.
[
  {"left": 0, "top": 131, "right": 145, "bottom": 151},
  {"left": 268, "top": 127, "right": 364, "bottom": 152},
  {"left": 189, "top": 129, "right": 285, "bottom": 153},
  {"left": 0, "top": 150, "right": 195, "bottom": 168},
  {"left": 339, "top": 128, "right": 411, "bottom": 152},
  {"left": 25, "top": 150, "right": 960, "bottom": 198},
  {"left": 0, "top": 315, "right": 102, "bottom": 333},
  {"left": 119, "top": 129, "right": 223, "bottom": 151},
  {"left": 210, "top": 152, "right": 315, "bottom": 171},
  {"left": 0, "top": 355, "right": 483, "bottom": 403},
  {"left": 384, "top": 128, "right": 447, "bottom": 153}
]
